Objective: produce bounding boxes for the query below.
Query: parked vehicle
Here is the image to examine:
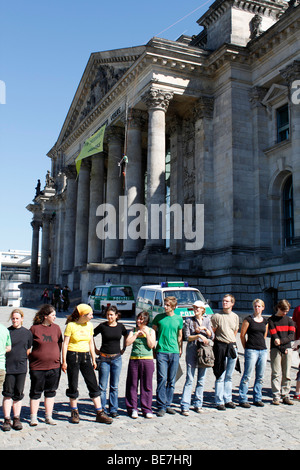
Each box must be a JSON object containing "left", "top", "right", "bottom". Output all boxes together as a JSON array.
[
  {"left": 88, "top": 284, "right": 135, "bottom": 316},
  {"left": 135, "top": 281, "right": 213, "bottom": 323}
]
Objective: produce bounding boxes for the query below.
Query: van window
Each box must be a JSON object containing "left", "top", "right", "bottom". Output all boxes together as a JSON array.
[
  {"left": 91, "top": 288, "right": 96, "bottom": 296},
  {"left": 95, "top": 287, "right": 102, "bottom": 296},
  {"left": 137, "top": 288, "right": 146, "bottom": 301},
  {"left": 102, "top": 287, "right": 109, "bottom": 297},
  {"left": 164, "top": 289, "right": 202, "bottom": 305},
  {"left": 144, "top": 290, "right": 156, "bottom": 306},
  {"left": 110, "top": 286, "right": 133, "bottom": 297},
  {"left": 154, "top": 291, "right": 163, "bottom": 306}
]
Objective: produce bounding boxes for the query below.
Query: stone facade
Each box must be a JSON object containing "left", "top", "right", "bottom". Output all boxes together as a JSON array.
[{"left": 25, "top": 0, "right": 300, "bottom": 313}]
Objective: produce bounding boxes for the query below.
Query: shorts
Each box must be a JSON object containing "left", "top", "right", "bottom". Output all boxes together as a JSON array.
[
  {"left": 2, "top": 373, "right": 27, "bottom": 401},
  {"left": 29, "top": 368, "right": 61, "bottom": 399}
]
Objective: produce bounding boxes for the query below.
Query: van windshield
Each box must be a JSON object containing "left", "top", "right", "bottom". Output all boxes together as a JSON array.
[
  {"left": 110, "top": 286, "right": 133, "bottom": 297},
  {"left": 164, "top": 290, "right": 203, "bottom": 306}
]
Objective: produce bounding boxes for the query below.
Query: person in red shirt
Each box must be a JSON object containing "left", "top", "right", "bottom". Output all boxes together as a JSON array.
[
  {"left": 292, "top": 305, "right": 300, "bottom": 400},
  {"left": 29, "top": 305, "right": 62, "bottom": 426}
]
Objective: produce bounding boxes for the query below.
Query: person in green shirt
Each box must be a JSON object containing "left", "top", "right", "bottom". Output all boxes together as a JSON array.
[
  {"left": 0, "top": 323, "right": 11, "bottom": 393},
  {"left": 152, "top": 296, "right": 183, "bottom": 417}
]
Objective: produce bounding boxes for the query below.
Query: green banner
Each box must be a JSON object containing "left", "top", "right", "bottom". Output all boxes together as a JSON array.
[{"left": 75, "top": 124, "right": 106, "bottom": 174}]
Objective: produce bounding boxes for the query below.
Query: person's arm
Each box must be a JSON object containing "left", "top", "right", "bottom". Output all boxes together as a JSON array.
[
  {"left": 126, "top": 329, "right": 138, "bottom": 347},
  {"left": 178, "top": 328, "right": 183, "bottom": 356},
  {"left": 62, "top": 335, "right": 70, "bottom": 373},
  {"left": 240, "top": 319, "right": 249, "bottom": 349},
  {"left": 89, "top": 336, "right": 97, "bottom": 369}
]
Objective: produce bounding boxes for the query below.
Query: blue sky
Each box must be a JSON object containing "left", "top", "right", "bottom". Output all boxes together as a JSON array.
[{"left": 0, "top": 0, "right": 211, "bottom": 253}]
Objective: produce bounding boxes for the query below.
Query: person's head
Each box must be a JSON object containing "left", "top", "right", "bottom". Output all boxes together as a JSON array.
[
  {"left": 192, "top": 300, "right": 206, "bottom": 316},
  {"left": 105, "top": 305, "right": 120, "bottom": 323},
  {"left": 222, "top": 294, "right": 235, "bottom": 312},
  {"left": 275, "top": 299, "right": 291, "bottom": 316},
  {"left": 9, "top": 308, "right": 24, "bottom": 328},
  {"left": 33, "top": 304, "right": 56, "bottom": 325},
  {"left": 164, "top": 296, "right": 177, "bottom": 313},
  {"left": 66, "top": 303, "right": 93, "bottom": 324},
  {"left": 252, "top": 298, "right": 265, "bottom": 315},
  {"left": 136, "top": 311, "right": 150, "bottom": 327}
]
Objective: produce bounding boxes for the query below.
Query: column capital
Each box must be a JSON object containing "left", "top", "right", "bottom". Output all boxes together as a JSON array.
[
  {"left": 193, "top": 96, "right": 214, "bottom": 120},
  {"left": 31, "top": 220, "right": 41, "bottom": 230},
  {"left": 248, "top": 86, "right": 268, "bottom": 108},
  {"left": 64, "top": 164, "right": 77, "bottom": 179},
  {"left": 107, "top": 125, "right": 124, "bottom": 143},
  {"left": 142, "top": 87, "right": 174, "bottom": 112},
  {"left": 280, "top": 60, "right": 300, "bottom": 86}
]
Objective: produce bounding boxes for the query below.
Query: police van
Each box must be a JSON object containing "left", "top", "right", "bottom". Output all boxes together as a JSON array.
[
  {"left": 88, "top": 284, "right": 135, "bottom": 315},
  {"left": 135, "top": 281, "right": 213, "bottom": 323}
]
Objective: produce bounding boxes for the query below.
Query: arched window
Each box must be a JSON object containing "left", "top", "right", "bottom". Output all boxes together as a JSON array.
[{"left": 283, "top": 175, "right": 294, "bottom": 247}]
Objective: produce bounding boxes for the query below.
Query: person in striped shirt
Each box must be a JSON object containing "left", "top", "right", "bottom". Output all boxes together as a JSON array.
[{"left": 268, "top": 299, "right": 296, "bottom": 405}]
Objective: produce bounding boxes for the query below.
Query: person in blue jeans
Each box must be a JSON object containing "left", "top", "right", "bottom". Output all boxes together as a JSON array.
[
  {"left": 93, "top": 306, "right": 127, "bottom": 418},
  {"left": 239, "top": 299, "right": 268, "bottom": 407},
  {"left": 181, "top": 301, "right": 214, "bottom": 415},
  {"left": 211, "top": 294, "right": 239, "bottom": 410},
  {"left": 152, "top": 297, "right": 183, "bottom": 417}
]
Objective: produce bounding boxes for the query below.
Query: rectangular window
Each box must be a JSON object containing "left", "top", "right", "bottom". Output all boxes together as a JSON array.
[{"left": 277, "top": 104, "right": 289, "bottom": 143}]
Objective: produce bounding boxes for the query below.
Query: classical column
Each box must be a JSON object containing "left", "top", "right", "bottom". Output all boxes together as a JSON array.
[
  {"left": 104, "top": 126, "right": 123, "bottom": 261},
  {"left": 40, "top": 213, "right": 51, "bottom": 284},
  {"left": 142, "top": 87, "right": 173, "bottom": 251},
  {"left": 122, "top": 109, "right": 145, "bottom": 258},
  {"left": 74, "top": 159, "right": 90, "bottom": 267},
  {"left": 168, "top": 115, "right": 184, "bottom": 255},
  {"left": 249, "top": 86, "right": 269, "bottom": 249},
  {"left": 30, "top": 220, "right": 41, "bottom": 283},
  {"left": 88, "top": 152, "right": 105, "bottom": 263},
  {"left": 194, "top": 97, "right": 214, "bottom": 251},
  {"left": 62, "top": 165, "right": 77, "bottom": 272},
  {"left": 281, "top": 61, "right": 300, "bottom": 241}
]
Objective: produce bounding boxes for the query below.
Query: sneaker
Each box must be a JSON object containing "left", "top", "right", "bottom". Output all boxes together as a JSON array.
[
  {"left": 293, "top": 394, "right": 300, "bottom": 401},
  {"left": 239, "top": 402, "right": 251, "bottom": 408},
  {"left": 181, "top": 410, "right": 189, "bottom": 416},
  {"left": 45, "top": 416, "right": 56, "bottom": 426},
  {"left": 71, "top": 409, "right": 80, "bottom": 424},
  {"left": 2, "top": 418, "right": 11, "bottom": 432},
  {"left": 131, "top": 410, "right": 138, "bottom": 419},
  {"left": 96, "top": 410, "right": 113, "bottom": 424},
  {"left": 30, "top": 415, "right": 38, "bottom": 426},
  {"left": 12, "top": 417, "right": 23, "bottom": 430},
  {"left": 110, "top": 412, "right": 119, "bottom": 419},
  {"left": 157, "top": 409, "right": 166, "bottom": 417},
  {"left": 253, "top": 401, "right": 264, "bottom": 407},
  {"left": 166, "top": 407, "right": 176, "bottom": 414},
  {"left": 282, "top": 397, "right": 294, "bottom": 405},
  {"left": 145, "top": 413, "right": 154, "bottom": 419},
  {"left": 225, "top": 402, "right": 236, "bottom": 409}
]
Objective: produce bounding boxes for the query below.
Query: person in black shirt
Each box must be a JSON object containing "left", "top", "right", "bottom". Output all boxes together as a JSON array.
[
  {"left": 238, "top": 299, "right": 268, "bottom": 408},
  {"left": 2, "top": 309, "right": 33, "bottom": 431},
  {"left": 94, "top": 306, "right": 127, "bottom": 418}
]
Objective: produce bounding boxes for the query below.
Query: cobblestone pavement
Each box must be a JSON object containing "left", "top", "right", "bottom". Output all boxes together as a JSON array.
[{"left": 0, "top": 306, "right": 299, "bottom": 452}]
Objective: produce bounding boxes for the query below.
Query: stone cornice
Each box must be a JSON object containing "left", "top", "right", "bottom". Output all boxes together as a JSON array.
[{"left": 197, "top": 0, "right": 287, "bottom": 28}]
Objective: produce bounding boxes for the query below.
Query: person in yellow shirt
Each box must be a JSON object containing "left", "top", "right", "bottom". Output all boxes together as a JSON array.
[{"left": 62, "top": 304, "right": 112, "bottom": 424}]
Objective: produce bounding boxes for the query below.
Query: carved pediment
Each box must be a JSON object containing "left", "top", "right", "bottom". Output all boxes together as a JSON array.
[
  {"left": 55, "top": 46, "right": 145, "bottom": 148},
  {"left": 77, "top": 64, "right": 128, "bottom": 124}
]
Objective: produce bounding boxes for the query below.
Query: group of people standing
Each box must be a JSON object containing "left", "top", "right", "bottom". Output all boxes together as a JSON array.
[{"left": 0, "top": 293, "right": 299, "bottom": 431}]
